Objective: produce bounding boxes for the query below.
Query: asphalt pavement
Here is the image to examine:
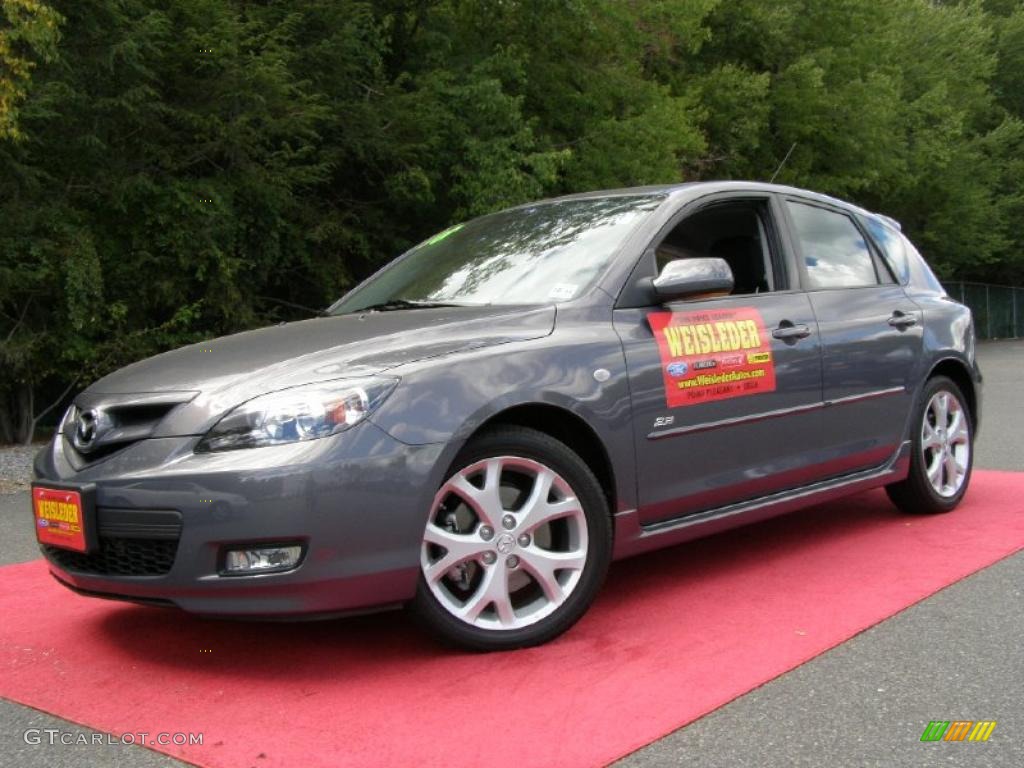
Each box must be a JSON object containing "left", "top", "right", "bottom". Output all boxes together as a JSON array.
[
  {"left": 1, "top": 340, "right": 1021, "bottom": 767},
  {"left": 619, "top": 339, "right": 1024, "bottom": 768}
]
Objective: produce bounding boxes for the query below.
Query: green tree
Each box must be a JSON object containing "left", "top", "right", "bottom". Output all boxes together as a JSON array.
[
  {"left": 2, "top": 0, "right": 1023, "bottom": 442},
  {"left": 0, "top": 0, "right": 61, "bottom": 140}
]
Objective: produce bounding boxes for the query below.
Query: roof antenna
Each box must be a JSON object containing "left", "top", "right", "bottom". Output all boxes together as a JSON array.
[{"left": 769, "top": 142, "right": 797, "bottom": 184}]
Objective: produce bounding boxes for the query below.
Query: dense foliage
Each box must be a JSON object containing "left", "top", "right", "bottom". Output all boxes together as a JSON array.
[{"left": 1, "top": 0, "right": 1023, "bottom": 441}]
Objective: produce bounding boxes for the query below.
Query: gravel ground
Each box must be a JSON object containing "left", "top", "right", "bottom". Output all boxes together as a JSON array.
[{"left": 0, "top": 444, "right": 39, "bottom": 495}]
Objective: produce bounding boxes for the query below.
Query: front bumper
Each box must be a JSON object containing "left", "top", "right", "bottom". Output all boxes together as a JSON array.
[{"left": 33, "top": 422, "right": 445, "bottom": 617}]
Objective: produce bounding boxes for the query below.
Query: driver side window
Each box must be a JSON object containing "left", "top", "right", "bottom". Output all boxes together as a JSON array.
[{"left": 654, "top": 201, "right": 782, "bottom": 296}]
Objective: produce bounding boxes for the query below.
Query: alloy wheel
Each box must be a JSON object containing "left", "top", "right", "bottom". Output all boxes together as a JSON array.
[
  {"left": 920, "top": 390, "right": 970, "bottom": 498},
  {"left": 420, "top": 456, "right": 589, "bottom": 631}
]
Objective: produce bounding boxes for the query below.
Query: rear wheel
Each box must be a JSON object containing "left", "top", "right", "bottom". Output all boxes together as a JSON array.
[
  {"left": 413, "top": 426, "right": 612, "bottom": 651},
  {"left": 886, "top": 376, "right": 973, "bottom": 514}
]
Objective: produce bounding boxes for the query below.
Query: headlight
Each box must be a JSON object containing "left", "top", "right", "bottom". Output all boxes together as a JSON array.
[{"left": 196, "top": 377, "right": 398, "bottom": 452}]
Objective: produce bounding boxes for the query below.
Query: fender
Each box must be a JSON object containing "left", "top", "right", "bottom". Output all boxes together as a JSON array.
[{"left": 369, "top": 325, "right": 638, "bottom": 511}]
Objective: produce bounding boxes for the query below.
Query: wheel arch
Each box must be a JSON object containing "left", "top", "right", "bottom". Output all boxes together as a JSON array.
[
  {"left": 926, "top": 357, "right": 978, "bottom": 431},
  {"left": 470, "top": 403, "right": 618, "bottom": 517}
]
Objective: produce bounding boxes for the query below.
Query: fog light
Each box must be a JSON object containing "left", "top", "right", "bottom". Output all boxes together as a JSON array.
[{"left": 223, "top": 544, "right": 303, "bottom": 575}]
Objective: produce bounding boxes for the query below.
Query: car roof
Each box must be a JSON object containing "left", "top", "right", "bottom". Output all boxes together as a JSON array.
[{"left": 531, "top": 180, "right": 900, "bottom": 230}]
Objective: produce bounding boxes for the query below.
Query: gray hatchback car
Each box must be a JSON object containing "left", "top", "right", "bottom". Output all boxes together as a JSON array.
[{"left": 33, "top": 181, "right": 980, "bottom": 650}]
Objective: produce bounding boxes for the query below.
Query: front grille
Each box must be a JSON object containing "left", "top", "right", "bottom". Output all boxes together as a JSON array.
[
  {"left": 97, "top": 508, "right": 182, "bottom": 540},
  {"left": 63, "top": 390, "right": 196, "bottom": 467},
  {"left": 43, "top": 508, "right": 183, "bottom": 577},
  {"left": 45, "top": 538, "right": 179, "bottom": 577}
]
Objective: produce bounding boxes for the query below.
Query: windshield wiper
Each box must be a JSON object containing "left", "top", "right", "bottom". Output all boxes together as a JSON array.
[
  {"left": 355, "top": 299, "right": 478, "bottom": 313},
  {"left": 255, "top": 295, "right": 331, "bottom": 317}
]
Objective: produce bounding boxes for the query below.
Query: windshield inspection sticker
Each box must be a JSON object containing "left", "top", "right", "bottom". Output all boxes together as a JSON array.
[
  {"left": 648, "top": 307, "right": 776, "bottom": 408},
  {"left": 548, "top": 283, "right": 578, "bottom": 301},
  {"left": 424, "top": 222, "right": 464, "bottom": 246}
]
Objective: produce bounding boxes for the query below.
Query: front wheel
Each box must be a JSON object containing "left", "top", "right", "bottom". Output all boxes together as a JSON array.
[
  {"left": 413, "top": 426, "right": 612, "bottom": 651},
  {"left": 886, "top": 376, "right": 974, "bottom": 514}
]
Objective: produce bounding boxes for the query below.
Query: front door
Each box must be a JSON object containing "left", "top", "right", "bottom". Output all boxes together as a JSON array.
[{"left": 614, "top": 196, "right": 827, "bottom": 525}]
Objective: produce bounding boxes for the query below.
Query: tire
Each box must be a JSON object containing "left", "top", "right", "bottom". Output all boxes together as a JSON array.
[
  {"left": 413, "top": 425, "right": 612, "bottom": 651},
  {"left": 886, "top": 375, "right": 974, "bottom": 515}
]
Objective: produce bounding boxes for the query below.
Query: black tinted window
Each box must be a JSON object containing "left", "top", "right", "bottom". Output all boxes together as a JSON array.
[{"left": 787, "top": 202, "right": 877, "bottom": 289}]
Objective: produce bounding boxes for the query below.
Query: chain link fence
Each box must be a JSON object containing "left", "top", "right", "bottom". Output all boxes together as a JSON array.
[{"left": 942, "top": 281, "right": 1024, "bottom": 340}]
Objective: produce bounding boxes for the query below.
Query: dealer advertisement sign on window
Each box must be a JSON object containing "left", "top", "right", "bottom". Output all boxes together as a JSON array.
[{"left": 648, "top": 307, "right": 777, "bottom": 408}]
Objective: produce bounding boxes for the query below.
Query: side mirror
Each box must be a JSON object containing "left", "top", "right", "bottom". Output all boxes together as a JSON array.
[{"left": 652, "top": 258, "right": 734, "bottom": 301}]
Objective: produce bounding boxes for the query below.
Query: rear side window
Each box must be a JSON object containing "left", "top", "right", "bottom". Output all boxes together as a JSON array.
[
  {"left": 901, "top": 233, "right": 945, "bottom": 293},
  {"left": 863, "top": 216, "right": 909, "bottom": 284},
  {"left": 786, "top": 201, "right": 878, "bottom": 289}
]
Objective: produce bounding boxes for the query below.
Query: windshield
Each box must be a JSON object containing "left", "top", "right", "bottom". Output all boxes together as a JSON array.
[{"left": 330, "top": 194, "right": 665, "bottom": 313}]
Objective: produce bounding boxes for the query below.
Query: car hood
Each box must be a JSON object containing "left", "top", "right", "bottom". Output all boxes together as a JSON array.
[{"left": 76, "top": 305, "right": 554, "bottom": 437}]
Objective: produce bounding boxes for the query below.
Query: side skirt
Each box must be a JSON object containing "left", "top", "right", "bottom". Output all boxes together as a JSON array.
[{"left": 611, "top": 441, "right": 912, "bottom": 561}]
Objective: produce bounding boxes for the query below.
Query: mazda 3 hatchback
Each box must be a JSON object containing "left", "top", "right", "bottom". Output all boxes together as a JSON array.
[{"left": 32, "top": 181, "right": 980, "bottom": 650}]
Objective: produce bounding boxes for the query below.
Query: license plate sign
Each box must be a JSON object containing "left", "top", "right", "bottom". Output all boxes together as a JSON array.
[{"left": 33, "top": 486, "right": 89, "bottom": 552}]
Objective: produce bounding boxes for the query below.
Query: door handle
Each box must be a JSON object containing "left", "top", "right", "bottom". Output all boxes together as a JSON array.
[
  {"left": 772, "top": 322, "right": 812, "bottom": 341},
  {"left": 888, "top": 311, "right": 918, "bottom": 329}
]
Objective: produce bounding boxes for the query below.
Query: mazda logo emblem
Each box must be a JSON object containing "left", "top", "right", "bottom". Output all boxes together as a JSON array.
[{"left": 74, "top": 409, "right": 101, "bottom": 449}]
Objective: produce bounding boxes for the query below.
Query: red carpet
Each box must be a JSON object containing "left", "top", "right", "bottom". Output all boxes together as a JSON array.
[{"left": 2, "top": 469, "right": 1023, "bottom": 768}]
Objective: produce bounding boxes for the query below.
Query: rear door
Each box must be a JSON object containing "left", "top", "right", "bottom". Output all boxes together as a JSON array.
[
  {"left": 614, "top": 194, "right": 827, "bottom": 525},
  {"left": 780, "top": 197, "right": 923, "bottom": 475}
]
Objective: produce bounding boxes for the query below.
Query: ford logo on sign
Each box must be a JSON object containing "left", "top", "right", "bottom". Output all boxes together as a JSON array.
[{"left": 666, "top": 362, "right": 689, "bottom": 378}]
